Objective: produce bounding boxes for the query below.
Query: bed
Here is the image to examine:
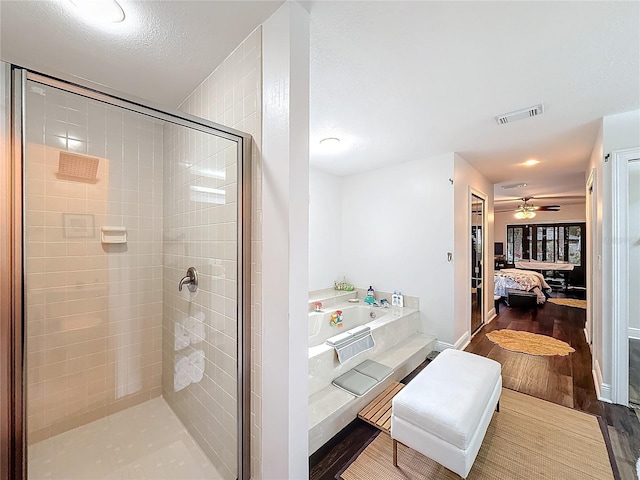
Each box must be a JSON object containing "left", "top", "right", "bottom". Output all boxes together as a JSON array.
[{"left": 494, "top": 268, "right": 551, "bottom": 304}]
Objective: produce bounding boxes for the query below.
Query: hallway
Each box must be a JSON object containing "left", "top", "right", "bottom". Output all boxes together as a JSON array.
[{"left": 466, "top": 301, "right": 601, "bottom": 415}]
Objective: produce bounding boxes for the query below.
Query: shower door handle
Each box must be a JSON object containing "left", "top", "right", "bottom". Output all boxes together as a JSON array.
[{"left": 178, "top": 267, "right": 198, "bottom": 293}]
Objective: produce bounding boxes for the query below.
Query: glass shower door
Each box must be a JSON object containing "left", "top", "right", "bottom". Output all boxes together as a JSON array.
[
  {"left": 21, "top": 73, "right": 247, "bottom": 480},
  {"left": 162, "top": 124, "right": 240, "bottom": 478}
]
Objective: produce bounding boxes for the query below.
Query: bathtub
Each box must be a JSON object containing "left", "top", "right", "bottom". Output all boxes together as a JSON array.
[
  {"left": 308, "top": 304, "right": 420, "bottom": 398},
  {"left": 308, "top": 304, "right": 387, "bottom": 347}
]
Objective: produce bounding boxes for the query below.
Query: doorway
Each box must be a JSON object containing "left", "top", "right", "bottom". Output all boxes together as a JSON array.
[
  {"left": 611, "top": 147, "right": 640, "bottom": 407},
  {"left": 471, "top": 192, "right": 485, "bottom": 334}
]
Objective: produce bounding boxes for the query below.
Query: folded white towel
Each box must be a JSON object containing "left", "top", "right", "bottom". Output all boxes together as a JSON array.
[
  {"left": 183, "top": 315, "right": 196, "bottom": 334},
  {"left": 173, "top": 369, "right": 191, "bottom": 392},
  {"left": 174, "top": 323, "right": 190, "bottom": 351},
  {"left": 190, "top": 322, "right": 206, "bottom": 343},
  {"left": 187, "top": 363, "right": 204, "bottom": 383},
  {"left": 189, "top": 349, "right": 205, "bottom": 373},
  {"left": 174, "top": 354, "right": 189, "bottom": 373}
]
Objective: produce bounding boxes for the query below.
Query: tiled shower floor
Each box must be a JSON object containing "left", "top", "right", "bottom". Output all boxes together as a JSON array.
[{"left": 28, "top": 397, "right": 225, "bottom": 480}]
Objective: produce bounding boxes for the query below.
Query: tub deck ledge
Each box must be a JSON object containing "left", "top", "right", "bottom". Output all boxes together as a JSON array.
[{"left": 308, "top": 332, "right": 437, "bottom": 455}]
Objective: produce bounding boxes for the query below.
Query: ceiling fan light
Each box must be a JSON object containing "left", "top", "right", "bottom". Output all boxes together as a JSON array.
[{"left": 514, "top": 210, "right": 536, "bottom": 219}]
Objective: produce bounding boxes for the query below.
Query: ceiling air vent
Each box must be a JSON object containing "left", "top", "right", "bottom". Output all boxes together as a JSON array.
[
  {"left": 501, "top": 182, "right": 528, "bottom": 189},
  {"left": 495, "top": 103, "right": 544, "bottom": 125}
]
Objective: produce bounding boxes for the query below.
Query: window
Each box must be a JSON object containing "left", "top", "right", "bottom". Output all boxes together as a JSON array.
[
  {"left": 506, "top": 222, "right": 584, "bottom": 266},
  {"left": 567, "top": 225, "right": 582, "bottom": 265}
]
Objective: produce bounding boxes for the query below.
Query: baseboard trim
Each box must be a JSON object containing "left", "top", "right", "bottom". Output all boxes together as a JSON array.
[
  {"left": 487, "top": 308, "right": 497, "bottom": 324},
  {"left": 455, "top": 332, "right": 470, "bottom": 350},
  {"left": 629, "top": 327, "right": 640, "bottom": 340},
  {"left": 599, "top": 383, "right": 613, "bottom": 403},
  {"left": 436, "top": 340, "right": 453, "bottom": 351},
  {"left": 593, "top": 360, "right": 612, "bottom": 403}
]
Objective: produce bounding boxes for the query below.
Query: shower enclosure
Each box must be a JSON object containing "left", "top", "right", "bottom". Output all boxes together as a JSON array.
[{"left": 1, "top": 65, "right": 251, "bottom": 479}]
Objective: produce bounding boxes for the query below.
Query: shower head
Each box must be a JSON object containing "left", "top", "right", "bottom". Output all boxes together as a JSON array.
[{"left": 58, "top": 152, "right": 99, "bottom": 182}]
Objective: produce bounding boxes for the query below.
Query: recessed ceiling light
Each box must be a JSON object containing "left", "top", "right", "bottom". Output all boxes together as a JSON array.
[
  {"left": 319, "top": 137, "right": 340, "bottom": 146},
  {"left": 523, "top": 159, "right": 540, "bottom": 167},
  {"left": 69, "top": 0, "right": 126, "bottom": 23}
]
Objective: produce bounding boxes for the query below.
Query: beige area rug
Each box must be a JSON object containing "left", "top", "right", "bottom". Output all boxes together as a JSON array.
[
  {"left": 486, "top": 329, "right": 575, "bottom": 356},
  {"left": 547, "top": 297, "right": 587, "bottom": 309},
  {"left": 340, "top": 389, "right": 613, "bottom": 480}
]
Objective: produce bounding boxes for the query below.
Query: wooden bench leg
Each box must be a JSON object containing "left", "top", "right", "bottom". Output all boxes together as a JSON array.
[
  {"left": 392, "top": 438, "right": 398, "bottom": 467},
  {"left": 496, "top": 400, "right": 500, "bottom": 413}
]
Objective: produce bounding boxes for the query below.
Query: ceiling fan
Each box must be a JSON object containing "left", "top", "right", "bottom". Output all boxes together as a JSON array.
[{"left": 513, "top": 197, "right": 560, "bottom": 219}]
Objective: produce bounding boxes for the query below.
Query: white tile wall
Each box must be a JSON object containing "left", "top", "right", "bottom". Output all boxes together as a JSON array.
[
  {"left": 162, "top": 124, "right": 239, "bottom": 480},
  {"left": 161, "top": 26, "right": 263, "bottom": 479},
  {"left": 25, "top": 83, "right": 164, "bottom": 443}
]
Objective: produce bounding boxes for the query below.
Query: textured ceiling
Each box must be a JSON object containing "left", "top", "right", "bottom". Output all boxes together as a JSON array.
[
  {"left": 309, "top": 1, "right": 640, "bottom": 203},
  {"left": 2, "top": 1, "right": 639, "bottom": 206},
  {"left": 0, "top": 0, "right": 282, "bottom": 107}
]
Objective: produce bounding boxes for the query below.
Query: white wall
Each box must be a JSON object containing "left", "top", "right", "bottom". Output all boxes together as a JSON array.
[
  {"left": 589, "top": 109, "right": 640, "bottom": 403},
  {"left": 588, "top": 121, "right": 605, "bottom": 398},
  {"left": 603, "top": 111, "right": 640, "bottom": 153},
  {"left": 453, "top": 154, "right": 494, "bottom": 348},
  {"left": 309, "top": 168, "right": 343, "bottom": 290},
  {"left": 493, "top": 204, "right": 586, "bottom": 246},
  {"left": 341, "top": 153, "right": 455, "bottom": 343},
  {"left": 261, "top": 3, "right": 310, "bottom": 479}
]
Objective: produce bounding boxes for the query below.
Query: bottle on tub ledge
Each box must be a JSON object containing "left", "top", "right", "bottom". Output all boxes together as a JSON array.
[
  {"left": 364, "top": 285, "right": 375, "bottom": 305},
  {"left": 392, "top": 291, "right": 404, "bottom": 307}
]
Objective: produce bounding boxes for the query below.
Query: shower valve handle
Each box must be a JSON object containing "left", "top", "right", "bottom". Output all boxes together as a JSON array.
[{"left": 178, "top": 267, "right": 198, "bottom": 293}]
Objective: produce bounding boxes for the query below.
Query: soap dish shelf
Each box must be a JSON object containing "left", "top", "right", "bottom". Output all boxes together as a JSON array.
[{"left": 101, "top": 226, "right": 127, "bottom": 244}]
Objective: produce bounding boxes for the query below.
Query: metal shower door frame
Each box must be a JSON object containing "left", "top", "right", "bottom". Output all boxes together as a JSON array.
[{"left": 4, "top": 66, "right": 252, "bottom": 480}]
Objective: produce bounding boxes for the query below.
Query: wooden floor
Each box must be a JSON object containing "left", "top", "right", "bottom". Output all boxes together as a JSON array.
[
  {"left": 310, "top": 301, "right": 640, "bottom": 480},
  {"left": 465, "top": 300, "right": 603, "bottom": 416}
]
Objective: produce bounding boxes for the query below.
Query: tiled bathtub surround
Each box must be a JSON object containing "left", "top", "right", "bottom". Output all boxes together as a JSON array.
[
  {"left": 25, "top": 83, "right": 163, "bottom": 442},
  {"left": 161, "top": 27, "right": 263, "bottom": 479}
]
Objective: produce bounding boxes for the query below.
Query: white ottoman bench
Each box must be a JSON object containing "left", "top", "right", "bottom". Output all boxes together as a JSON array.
[{"left": 391, "top": 349, "right": 502, "bottom": 478}]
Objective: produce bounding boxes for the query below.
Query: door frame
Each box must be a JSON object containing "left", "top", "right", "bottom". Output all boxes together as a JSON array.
[
  {"left": 1, "top": 63, "right": 25, "bottom": 480},
  {"left": 611, "top": 147, "right": 640, "bottom": 406},
  {"left": 586, "top": 168, "right": 597, "bottom": 348},
  {"left": 469, "top": 187, "right": 488, "bottom": 336}
]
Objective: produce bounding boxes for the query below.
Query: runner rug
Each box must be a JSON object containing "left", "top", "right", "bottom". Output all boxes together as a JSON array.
[{"left": 339, "top": 388, "right": 613, "bottom": 480}]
